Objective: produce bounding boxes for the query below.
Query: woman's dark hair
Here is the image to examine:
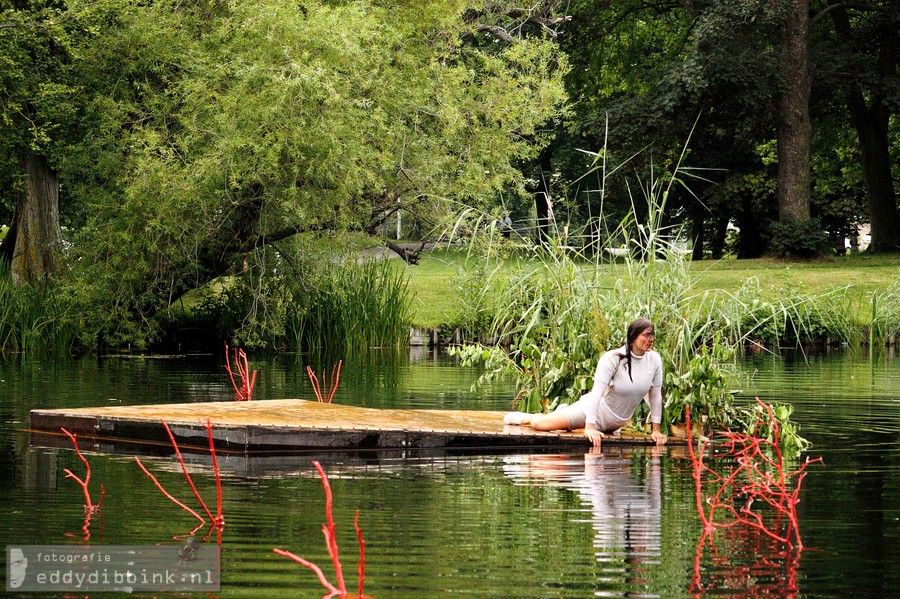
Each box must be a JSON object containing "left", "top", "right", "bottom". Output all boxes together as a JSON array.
[{"left": 623, "top": 318, "right": 654, "bottom": 381}]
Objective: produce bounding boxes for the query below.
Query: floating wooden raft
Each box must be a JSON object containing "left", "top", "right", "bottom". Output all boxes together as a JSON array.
[{"left": 30, "top": 399, "right": 673, "bottom": 454}]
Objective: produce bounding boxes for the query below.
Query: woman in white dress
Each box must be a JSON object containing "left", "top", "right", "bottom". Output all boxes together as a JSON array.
[{"left": 504, "top": 318, "right": 667, "bottom": 447}]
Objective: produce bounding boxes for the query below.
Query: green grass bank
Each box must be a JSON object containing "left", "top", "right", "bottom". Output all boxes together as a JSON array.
[{"left": 401, "top": 247, "right": 900, "bottom": 332}]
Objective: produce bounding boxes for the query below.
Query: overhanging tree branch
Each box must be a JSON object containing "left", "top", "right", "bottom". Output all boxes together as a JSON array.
[
  {"left": 467, "top": 2, "right": 572, "bottom": 42},
  {"left": 476, "top": 23, "right": 517, "bottom": 43}
]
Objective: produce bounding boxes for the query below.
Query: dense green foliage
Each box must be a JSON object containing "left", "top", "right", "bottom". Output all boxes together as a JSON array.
[
  {"left": 1, "top": 0, "right": 568, "bottom": 350},
  {"left": 767, "top": 218, "right": 832, "bottom": 259},
  {"left": 194, "top": 249, "right": 412, "bottom": 352},
  {"left": 0, "top": 263, "right": 81, "bottom": 354}
]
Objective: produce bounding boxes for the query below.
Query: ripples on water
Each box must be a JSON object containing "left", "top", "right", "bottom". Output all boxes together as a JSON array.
[{"left": 0, "top": 348, "right": 897, "bottom": 597}]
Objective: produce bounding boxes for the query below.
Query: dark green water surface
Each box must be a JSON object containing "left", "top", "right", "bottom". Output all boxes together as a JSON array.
[{"left": 0, "top": 346, "right": 897, "bottom": 597}]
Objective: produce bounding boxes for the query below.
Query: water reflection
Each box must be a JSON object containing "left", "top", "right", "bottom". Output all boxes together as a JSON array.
[
  {"left": 0, "top": 348, "right": 897, "bottom": 597},
  {"left": 503, "top": 447, "right": 662, "bottom": 597},
  {"left": 692, "top": 523, "right": 802, "bottom": 598}
]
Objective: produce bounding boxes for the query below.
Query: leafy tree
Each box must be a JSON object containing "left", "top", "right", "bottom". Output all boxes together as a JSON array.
[
  {"left": 64, "top": 0, "right": 568, "bottom": 345},
  {"left": 539, "top": 0, "right": 897, "bottom": 257},
  {"left": 0, "top": 0, "right": 144, "bottom": 285},
  {"left": 551, "top": 0, "right": 786, "bottom": 255}
]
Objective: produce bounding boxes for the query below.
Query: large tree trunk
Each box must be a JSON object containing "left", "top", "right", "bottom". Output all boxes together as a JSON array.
[
  {"left": 10, "top": 151, "right": 62, "bottom": 287},
  {"left": 853, "top": 105, "right": 900, "bottom": 252},
  {"left": 776, "top": 0, "right": 812, "bottom": 224},
  {"left": 831, "top": 6, "right": 900, "bottom": 252}
]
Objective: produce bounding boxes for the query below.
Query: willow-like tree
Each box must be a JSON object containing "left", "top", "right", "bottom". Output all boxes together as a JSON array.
[{"left": 65, "top": 0, "right": 568, "bottom": 344}]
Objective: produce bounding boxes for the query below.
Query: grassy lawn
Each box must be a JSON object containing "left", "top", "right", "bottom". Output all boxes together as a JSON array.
[{"left": 401, "top": 247, "right": 900, "bottom": 329}]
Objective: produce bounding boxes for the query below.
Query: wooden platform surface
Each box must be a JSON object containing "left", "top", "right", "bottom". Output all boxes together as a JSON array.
[{"left": 30, "top": 399, "right": 671, "bottom": 454}]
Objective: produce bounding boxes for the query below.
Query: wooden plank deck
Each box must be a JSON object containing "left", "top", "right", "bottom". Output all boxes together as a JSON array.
[{"left": 29, "top": 399, "right": 674, "bottom": 454}]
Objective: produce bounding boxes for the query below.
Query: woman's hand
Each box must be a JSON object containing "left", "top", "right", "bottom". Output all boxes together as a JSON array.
[
  {"left": 650, "top": 426, "right": 667, "bottom": 446},
  {"left": 584, "top": 425, "right": 605, "bottom": 447}
]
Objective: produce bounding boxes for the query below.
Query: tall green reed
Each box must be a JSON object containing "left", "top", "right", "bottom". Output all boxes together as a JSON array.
[
  {"left": 869, "top": 278, "right": 900, "bottom": 347},
  {"left": 197, "top": 245, "right": 412, "bottom": 353},
  {"left": 0, "top": 265, "right": 80, "bottom": 354},
  {"left": 284, "top": 256, "right": 412, "bottom": 353}
]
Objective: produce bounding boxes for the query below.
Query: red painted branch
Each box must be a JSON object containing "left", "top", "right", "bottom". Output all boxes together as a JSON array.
[
  {"left": 685, "top": 408, "right": 714, "bottom": 532},
  {"left": 60, "top": 428, "right": 99, "bottom": 512},
  {"left": 687, "top": 399, "right": 822, "bottom": 554},
  {"left": 202, "top": 418, "right": 224, "bottom": 526},
  {"left": 161, "top": 419, "right": 216, "bottom": 523},
  {"left": 134, "top": 456, "right": 205, "bottom": 523},
  {"left": 328, "top": 361, "right": 343, "bottom": 403},
  {"left": 307, "top": 362, "right": 342, "bottom": 403},
  {"left": 314, "top": 460, "right": 347, "bottom": 595},
  {"left": 307, "top": 366, "right": 324, "bottom": 402},
  {"left": 225, "top": 343, "right": 255, "bottom": 400},
  {"left": 273, "top": 548, "right": 339, "bottom": 595},
  {"left": 224, "top": 343, "right": 242, "bottom": 398},
  {"left": 355, "top": 509, "right": 365, "bottom": 599}
]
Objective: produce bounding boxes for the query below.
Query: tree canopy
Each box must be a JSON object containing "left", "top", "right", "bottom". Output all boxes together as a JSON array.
[
  {"left": 0, "top": 0, "right": 568, "bottom": 344},
  {"left": 544, "top": 0, "right": 898, "bottom": 256}
]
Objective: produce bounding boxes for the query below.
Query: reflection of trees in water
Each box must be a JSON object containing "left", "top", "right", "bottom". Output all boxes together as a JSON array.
[{"left": 502, "top": 447, "right": 662, "bottom": 591}]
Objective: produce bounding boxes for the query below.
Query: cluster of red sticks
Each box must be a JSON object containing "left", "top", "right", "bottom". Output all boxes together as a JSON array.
[
  {"left": 134, "top": 418, "right": 224, "bottom": 537},
  {"left": 60, "top": 355, "right": 373, "bottom": 594},
  {"left": 307, "top": 360, "right": 343, "bottom": 403},
  {"left": 62, "top": 420, "right": 225, "bottom": 542},
  {"left": 686, "top": 398, "right": 822, "bottom": 594},
  {"left": 225, "top": 342, "right": 257, "bottom": 401},
  {"left": 274, "top": 461, "right": 367, "bottom": 599}
]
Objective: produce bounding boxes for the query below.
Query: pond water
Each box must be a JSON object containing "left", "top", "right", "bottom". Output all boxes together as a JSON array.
[{"left": 0, "top": 346, "right": 897, "bottom": 597}]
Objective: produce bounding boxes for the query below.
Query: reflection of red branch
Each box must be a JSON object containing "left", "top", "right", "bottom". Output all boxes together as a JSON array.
[
  {"left": 687, "top": 398, "right": 822, "bottom": 595},
  {"left": 273, "top": 460, "right": 366, "bottom": 597},
  {"left": 203, "top": 418, "right": 224, "bottom": 523},
  {"left": 692, "top": 523, "right": 802, "bottom": 597},
  {"left": 61, "top": 428, "right": 105, "bottom": 513},
  {"left": 64, "top": 510, "right": 104, "bottom": 543},
  {"left": 306, "top": 361, "right": 342, "bottom": 403},
  {"left": 135, "top": 419, "right": 224, "bottom": 529},
  {"left": 225, "top": 342, "right": 257, "bottom": 401},
  {"left": 355, "top": 510, "right": 366, "bottom": 599},
  {"left": 162, "top": 419, "right": 217, "bottom": 524}
]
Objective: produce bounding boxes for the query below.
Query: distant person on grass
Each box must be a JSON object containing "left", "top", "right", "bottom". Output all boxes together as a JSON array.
[
  {"left": 504, "top": 318, "right": 667, "bottom": 447},
  {"left": 500, "top": 213, "right": 513, "bottom": 239}
]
